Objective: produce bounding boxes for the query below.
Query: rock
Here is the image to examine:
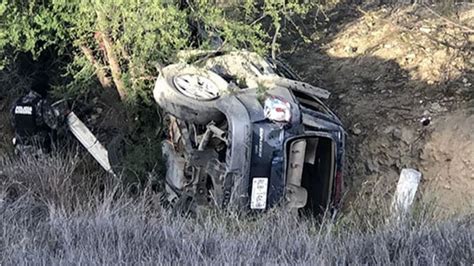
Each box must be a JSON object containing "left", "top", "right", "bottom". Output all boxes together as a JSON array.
[
  {"left": 430, "top": 102, "right": 447, "bottom": 113},
  {"left": 456, "top": 87, "right": 469, "bottom": 95},
  {"left": 338, "top": 94, "right": 345, "bottom": 99},
  {"left": 392, "top": 128, "right": 402, "bottom": 140},
  {"left": 352, "top": 123, "right": 362, "bottom": 135},
  {"left": 353, "top": 128, "right": 362, "bottom": 135},
  {"left": 442, "top": 184, "right": 451, "bottom": 190},
  {"left": 400, "top": 127, "right": 415, "bottom": 144},
  {"left": 419, "top": 27, "right": 431, "bottom": 33},
  {"left": 384, "top": 126, "right": 395, "bottom": 134},
  {"left": 90, "top": 114, "right": 100, "bottom": 122},
  {"left": 365, "top": 159, "right": 379, "bottom": 173}
]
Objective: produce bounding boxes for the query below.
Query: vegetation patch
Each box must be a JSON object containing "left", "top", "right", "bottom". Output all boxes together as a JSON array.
[{"left": 0, "top": 154, "right": 472, "bottom": 264}]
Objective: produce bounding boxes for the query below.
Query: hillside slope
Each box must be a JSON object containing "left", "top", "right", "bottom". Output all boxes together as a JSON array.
[{"left": 286, "top": 4, "right": 473, "bottom": 213}]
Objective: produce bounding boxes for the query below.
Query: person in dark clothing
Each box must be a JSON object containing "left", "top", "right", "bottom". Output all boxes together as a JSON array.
[{"left": 10, "top": 75, "right": 64, "bottom": 155}]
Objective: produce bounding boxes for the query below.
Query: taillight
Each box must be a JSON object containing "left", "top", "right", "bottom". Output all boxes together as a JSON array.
[{"left": 264, "top": 96, "right": 291, "bottom": 123}]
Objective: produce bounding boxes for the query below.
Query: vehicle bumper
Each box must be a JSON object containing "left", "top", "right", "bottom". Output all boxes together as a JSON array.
[
  {"left": 215, "top": 96, "right": 253, "bottom": 208},
  {"left": 216, "top": 93, "right": 345, "bottom": 211}
]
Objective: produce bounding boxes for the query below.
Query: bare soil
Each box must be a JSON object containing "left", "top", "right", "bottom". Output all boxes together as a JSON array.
[
  {"left": 421, "top": 110, "right": 474, "bottom": 212},
  {"left": 286, "top": 4, "right": 473, "bottom": 213}
]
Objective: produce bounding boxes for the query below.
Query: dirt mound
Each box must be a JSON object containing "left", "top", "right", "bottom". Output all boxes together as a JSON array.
[
  {"left": 287, "top": 4, "right": 473, "bottom": 213},
  {"left": 421, "top": 110, "right": 474, "bottom": 213},
  {"left": 325, "top": 6, "right": 473, "bottom": 84}
]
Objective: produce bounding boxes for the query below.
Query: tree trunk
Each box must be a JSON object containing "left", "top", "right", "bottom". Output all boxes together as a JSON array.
[
  {"left": 80, "top": 45, "right": 112, "bottom": 89},
  {"left": 95, "top": 32, "right": 128, "bottom": 101}
]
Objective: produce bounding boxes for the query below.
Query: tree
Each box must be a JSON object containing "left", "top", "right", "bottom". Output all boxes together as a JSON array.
[{"left": 1, "top": 0, "right": 312, "bottom": 103}]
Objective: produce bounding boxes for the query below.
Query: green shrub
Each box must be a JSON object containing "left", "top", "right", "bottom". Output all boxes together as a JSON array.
[{"left": 1, "top": 0, "right": 313, "bottom": 103}]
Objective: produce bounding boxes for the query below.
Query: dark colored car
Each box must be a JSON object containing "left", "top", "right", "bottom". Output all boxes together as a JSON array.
[{"left": 154, "top": 51, "right": 345, "bottom": 214}]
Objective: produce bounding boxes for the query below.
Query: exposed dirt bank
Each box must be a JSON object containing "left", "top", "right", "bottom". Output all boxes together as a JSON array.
[{"left": 287, "top": 4, "right": 473, "bottom": 213}]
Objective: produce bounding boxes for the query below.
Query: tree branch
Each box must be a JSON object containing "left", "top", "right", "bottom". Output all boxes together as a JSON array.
[
  {"left": 271, "top": 23, "right": 281, "bottom": 61},
  {"left": 79, "top": 45, "right": 112, "bottom": 89},
  {"left": 117, "top": 40, "right": 140, "bottom": 86},
  {"left": 95, "top": 31, "right": 128, "bottom": 101}
]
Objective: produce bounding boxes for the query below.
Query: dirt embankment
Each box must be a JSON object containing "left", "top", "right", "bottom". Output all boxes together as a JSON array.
[{"left": 287, "top": 4, "right": 473, "bottom": 213}]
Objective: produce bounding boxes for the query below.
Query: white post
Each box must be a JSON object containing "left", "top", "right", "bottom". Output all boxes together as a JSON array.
[
  {"left": 66, "top": 112, "right": 116, "bottom": 176},
  {"left": 392, "top": 168, "right": 422, "bottom": 219}
]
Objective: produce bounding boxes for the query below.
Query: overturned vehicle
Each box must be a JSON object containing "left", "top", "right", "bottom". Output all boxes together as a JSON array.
[{"left": 154, "top": 51, "right": 345, "bottom": 214}]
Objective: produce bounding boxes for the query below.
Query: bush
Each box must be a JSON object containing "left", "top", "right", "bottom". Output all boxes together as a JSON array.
[
  {"left": 0, "top": 0, "right": 314, "bottom": 104},
  {"left": 0, "top": 154, "right": 472, "bottom": 264}
]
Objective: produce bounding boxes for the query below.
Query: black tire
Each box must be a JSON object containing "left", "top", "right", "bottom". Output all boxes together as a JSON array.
[{"left": 153, "top": 64, "right": 229, "bottom": 125}]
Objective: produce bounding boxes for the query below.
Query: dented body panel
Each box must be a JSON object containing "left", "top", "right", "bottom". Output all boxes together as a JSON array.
[
  {"left": 213, "top": 86, "right": 345, "bottom": 212},
  {"left": 155, "top": 51, "right": 345, "bottom": 214}
]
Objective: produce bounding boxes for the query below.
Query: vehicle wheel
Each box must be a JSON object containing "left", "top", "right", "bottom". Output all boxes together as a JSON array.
[{"left": 153, "top": 64, "right": 229, "bottom": 125}]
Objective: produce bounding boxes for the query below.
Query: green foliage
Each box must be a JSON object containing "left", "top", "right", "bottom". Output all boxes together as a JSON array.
[
  {"left": 52, "top": 54, "right": 97, "bottom": 99},
  {"left": 120, "top": 104, "right": 166, "bottom": 183},
  {"left": 240, "top": 0, "right": 315, "bottom": 55},
  {"left": 1, "top": 0, "right": 313, "bottom": 102},
  {"left": 0, "top": 0, "right": 313, "bottom": 183},
  {"left": 189, "top": 0, "right": 268, "bottom": 53},
  {"left": 0, "top": 1, "right": 70, "bottom": 61}
]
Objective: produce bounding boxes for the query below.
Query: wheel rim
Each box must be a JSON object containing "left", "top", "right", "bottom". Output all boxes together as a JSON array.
[{"left": 173, "top": 74, "right": 220, "bottom": 100}]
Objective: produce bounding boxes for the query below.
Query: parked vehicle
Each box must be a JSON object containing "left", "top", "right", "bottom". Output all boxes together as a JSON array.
[{"left": 154, "top": 51, "right": 345, "bottom": 214}]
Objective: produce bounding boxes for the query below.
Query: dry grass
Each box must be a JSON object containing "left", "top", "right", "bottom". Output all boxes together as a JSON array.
[{"left": 0, "top": 153, "right": 472, "bottom": 264}]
